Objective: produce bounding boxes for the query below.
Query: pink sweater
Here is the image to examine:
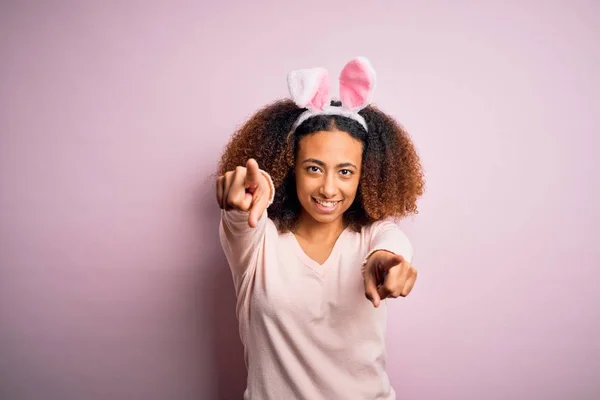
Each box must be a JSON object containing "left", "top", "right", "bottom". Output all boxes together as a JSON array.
[{"left": 219, "top": 195, "right": 413, "bottom": 399}]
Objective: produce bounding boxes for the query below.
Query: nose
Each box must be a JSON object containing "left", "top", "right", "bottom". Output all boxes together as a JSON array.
[{"left": 319, "top": 172, "right": 337, "bottom": 199}]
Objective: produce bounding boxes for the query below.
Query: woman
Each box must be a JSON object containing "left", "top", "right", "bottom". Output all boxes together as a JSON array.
[{"left": 215, "top": 57, "right": 424, "bottom": 399}]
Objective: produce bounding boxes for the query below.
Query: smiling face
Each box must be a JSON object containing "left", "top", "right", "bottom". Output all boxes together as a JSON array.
[{"left": 294, "top": 129, "right": 363, "bottom": 227}]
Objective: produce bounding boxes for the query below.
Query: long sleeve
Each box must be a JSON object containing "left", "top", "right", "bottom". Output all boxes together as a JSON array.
[
  {"left": 218, "top": 170, "right": 275, "bottom": 286},
  {"left": 365, "top": 218, "right": 414, "bottom": 263}
]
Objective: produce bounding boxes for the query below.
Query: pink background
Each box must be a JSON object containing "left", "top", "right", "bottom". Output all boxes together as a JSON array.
[{"left": 1, "top": 1, "right": 598, "bottom": 399}]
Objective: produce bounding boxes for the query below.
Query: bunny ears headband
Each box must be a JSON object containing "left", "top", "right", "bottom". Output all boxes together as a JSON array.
[{"left": 287, "top": 56, "right": 377, "bottom": 132}]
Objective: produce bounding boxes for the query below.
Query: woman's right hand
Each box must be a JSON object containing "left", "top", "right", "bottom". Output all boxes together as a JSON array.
[{"left": 216, "top": 158, "right": 271, "bottom": 228}]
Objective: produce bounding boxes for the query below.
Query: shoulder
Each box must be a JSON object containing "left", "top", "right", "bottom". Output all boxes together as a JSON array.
[{"left": 360, "top": 218, "right": 414, "bottom": 262}]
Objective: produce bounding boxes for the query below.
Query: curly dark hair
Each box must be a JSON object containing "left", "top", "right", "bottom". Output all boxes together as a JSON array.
[{"left": 217, "top": 99, "right": 425, "bottom": 233}]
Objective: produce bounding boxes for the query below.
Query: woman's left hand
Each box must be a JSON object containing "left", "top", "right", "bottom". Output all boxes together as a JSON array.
[{"left": 363, "top": 250, "right": 418, "bottom": 307}]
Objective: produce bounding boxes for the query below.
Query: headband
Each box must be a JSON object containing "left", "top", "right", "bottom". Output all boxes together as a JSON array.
[{"left": 287, "top": 57, "right": 377, "bottom": 132}]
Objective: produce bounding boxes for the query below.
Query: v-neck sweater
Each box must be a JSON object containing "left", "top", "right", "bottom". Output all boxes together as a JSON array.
[{"left": 219, "top": 203, "right": 413, "bottom": 399}]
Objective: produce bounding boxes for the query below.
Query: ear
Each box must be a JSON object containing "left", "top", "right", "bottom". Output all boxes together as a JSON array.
[
  {"left": 287, "top": 67, "right": 330, "bottom": 110},
  {"left": 339, "top": 57, "right": 376, "bottom": 111}
]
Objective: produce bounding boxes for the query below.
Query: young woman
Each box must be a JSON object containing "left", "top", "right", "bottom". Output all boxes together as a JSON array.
[{"left": 216, "top": 57, "right": 424, "bottom": 399}]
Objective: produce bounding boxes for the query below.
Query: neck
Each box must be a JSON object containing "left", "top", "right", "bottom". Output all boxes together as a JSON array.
[{"left": 294, "top": 211, "right": 345, "bottom": 243}]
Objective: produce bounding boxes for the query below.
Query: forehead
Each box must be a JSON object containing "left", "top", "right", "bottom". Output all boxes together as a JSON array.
[{"left": 297, "top": 130, "right": 363, "bottom": 163}]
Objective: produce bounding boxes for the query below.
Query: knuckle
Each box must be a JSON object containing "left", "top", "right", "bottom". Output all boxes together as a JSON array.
[{"left": 226, "top": 195, "right": 237, "bottom": 208}]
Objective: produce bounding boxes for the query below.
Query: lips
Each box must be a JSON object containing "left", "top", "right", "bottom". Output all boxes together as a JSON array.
[{"left": 312, "top": 197, "right": 341, "bottom": 210}]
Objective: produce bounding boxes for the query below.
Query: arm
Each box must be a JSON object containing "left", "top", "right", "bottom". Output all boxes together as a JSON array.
[
  {"left": 364, "top": 219, "right": 413, "bottom": 264},
  {"left": 219, "top": 169, "right": 274, "bottom": 279},
  {"left": 363, "top": 219, "right": 417, "bottom": 306}
]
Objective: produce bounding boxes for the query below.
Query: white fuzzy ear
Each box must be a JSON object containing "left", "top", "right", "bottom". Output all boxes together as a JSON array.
[{"left": 287, "top": 67, "right": 330, "bottom": 110}]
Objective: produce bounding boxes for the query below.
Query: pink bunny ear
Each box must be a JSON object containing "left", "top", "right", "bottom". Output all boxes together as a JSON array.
[
  {"left": 287, "top": 67, "right": 330, "bottom": 110},
  {"left": 339, "top": 57, "right": 376, "bottom": 111}
]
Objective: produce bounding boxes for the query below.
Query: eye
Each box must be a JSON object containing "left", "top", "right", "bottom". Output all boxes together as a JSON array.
[
  {"left": 307, "top": 166, "right": 321, "bottom": 173},
  {"left": 340, "top": 169, "right": 353, "bottom": 176}
]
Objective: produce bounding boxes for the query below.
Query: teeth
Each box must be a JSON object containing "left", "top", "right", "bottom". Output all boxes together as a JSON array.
[{"left": 315, "top": 199, "right": 338, "bottom": 208}]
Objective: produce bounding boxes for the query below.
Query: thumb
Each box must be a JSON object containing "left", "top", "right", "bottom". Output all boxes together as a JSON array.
[
  {"left": 382, "top": 254, "right": 404, "bottom": 270},
  {"left": 364, "top": 267, "right": 381, "bottom": 308}
]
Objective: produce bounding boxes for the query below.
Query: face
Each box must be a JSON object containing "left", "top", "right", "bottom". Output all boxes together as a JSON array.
[{"left": 295, "top": 129, "right": 363, "bottom": 226}]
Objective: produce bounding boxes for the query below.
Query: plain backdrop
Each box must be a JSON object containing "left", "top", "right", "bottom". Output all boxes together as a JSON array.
[{"left": 1, "top": 1, "right": 598, "bottom": 399}]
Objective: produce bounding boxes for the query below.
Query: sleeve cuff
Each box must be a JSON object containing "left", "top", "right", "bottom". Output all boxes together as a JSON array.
[{"left": 259, "top": 169, "right": 275, "bottom": 206}]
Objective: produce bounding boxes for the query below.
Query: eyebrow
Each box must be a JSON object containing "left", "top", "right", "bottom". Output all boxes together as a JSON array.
[{"left": 301, "top": 158, "right": 358, "bottom": 169}]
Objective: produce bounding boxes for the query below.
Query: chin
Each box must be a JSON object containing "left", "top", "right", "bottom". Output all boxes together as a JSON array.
[{"left": 308, "top": 212, "right": 343, "bottom": 224}]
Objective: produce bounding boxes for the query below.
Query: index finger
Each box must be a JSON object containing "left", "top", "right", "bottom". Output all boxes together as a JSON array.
[
  {"left": 248, "top": 189, "right": 268, "bottom": 228},
  {"left": 245, "top": 158, "right": 261, "bottom": 189},
  {"left": 363, "top": 268, "right": 381, "bottom": 308}
]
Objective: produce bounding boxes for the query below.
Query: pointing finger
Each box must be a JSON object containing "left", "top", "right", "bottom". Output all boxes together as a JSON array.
[
  {"left": 247, "top": 187, "right": 269, "bottom": 228},
  {"left": 245, "top": 158, "right": 261, "bottom": 190},
  {"left": 364, "top": 268, "right": 381, "bottom": 308}
]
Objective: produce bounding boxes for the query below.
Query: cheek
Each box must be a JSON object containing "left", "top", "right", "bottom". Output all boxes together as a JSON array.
[
  {"left": 295, "top": 175, "right": 313, "bottom": 196},
  {"left": 342, "top": 178, "right": 360, "bottom": 199}
]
